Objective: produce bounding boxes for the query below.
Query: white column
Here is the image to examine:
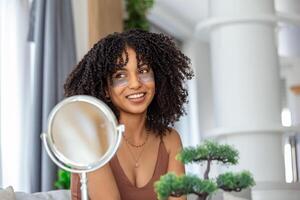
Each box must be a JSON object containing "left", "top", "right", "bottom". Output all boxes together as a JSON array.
[
  {"left": 210, "top": 0, "right": 284, "bottom": 181},
  {"left": 176, "top": 39, "right": 213, "bottom": 176},
  {"left": 71, "top": 0, "right": 89, "bottom": 61},
  {"left": 182, "top": 40, "right": 214, "bottom": 141},
  {"left": 196, "top": 0, "right": 300, "bottom": 199},
  {"left": 276, "top": 0, "right": 300, "bottom": 182},
  {"left": 284, "top": 67, "right": 300, "bottom": 126},
  {"left": 276, "top": 0, "right": 300, "bottom": 126}
]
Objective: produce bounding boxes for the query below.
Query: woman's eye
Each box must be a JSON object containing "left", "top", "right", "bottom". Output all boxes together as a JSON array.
[
  {"left": 113, "top": 73, "right": 126, "bottom": 79},
  {"left": 139, "top": 68, "right": 150, "bottom": 74}
]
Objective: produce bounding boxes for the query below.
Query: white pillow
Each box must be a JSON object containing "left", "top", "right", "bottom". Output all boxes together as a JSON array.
[
  {"left": 0, "top": 186, "right": 16, "bottom": 200},
  {"left": 15, "top": 190, "right": 70, "bottom": 200},
  {"left": 32, "top": 190, "right": 70, "bottom": 200},
  {"left": 15, "top": 192, "right": 44, "bottom": 200}
]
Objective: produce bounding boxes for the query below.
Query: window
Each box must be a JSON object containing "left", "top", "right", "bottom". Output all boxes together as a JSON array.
[{"left": 0, "top": 0, "right": 31, "bottom": 191}]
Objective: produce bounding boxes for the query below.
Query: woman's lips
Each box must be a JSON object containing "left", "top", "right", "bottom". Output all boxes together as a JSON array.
[{"left": 126, "top": 92, "right": 146, "bottom": 103}]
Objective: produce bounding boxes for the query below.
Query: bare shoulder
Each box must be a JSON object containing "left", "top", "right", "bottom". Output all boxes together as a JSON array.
[
  {"left": 162, "top": 128, "right": 185, "bottom": 176},
  {"left": 162, "top": 128, "right": 183, "bottom": 154}
]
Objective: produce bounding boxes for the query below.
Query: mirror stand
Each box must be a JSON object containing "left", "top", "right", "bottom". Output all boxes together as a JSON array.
[
  {"left": 41, "top": 126, "right": 124, "bottom": 200},
  {"left": 41, "top": 132, "right": 90, "bottom": 200},
  {"left": 80, "top": 172, "right": 88, "bottom": 200}
]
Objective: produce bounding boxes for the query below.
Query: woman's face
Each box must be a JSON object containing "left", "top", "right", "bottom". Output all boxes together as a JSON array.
[{"left": 106, "top": 48, "right": 155, "bottom": 116}]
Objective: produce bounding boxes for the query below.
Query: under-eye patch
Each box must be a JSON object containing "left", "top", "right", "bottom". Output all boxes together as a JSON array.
[
  {"left": 111, "top": 78, "right": 128, "bottom": 87},
  {"left": 137, "top": 68, "right": 154, "bottom": 83},
  {"left": 110, "top": 66, "right": 154, "bottom": 88},
  {"left": 111, "top": 71, "right": 128, "bottom": 87}
]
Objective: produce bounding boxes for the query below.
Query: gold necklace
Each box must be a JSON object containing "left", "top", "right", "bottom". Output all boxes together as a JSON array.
[
  {"left": 124, "top": 138, "right": 148, "bottom": 168},
  {"left": 122, "top": 133, "right": 149, "bottom": 148}
]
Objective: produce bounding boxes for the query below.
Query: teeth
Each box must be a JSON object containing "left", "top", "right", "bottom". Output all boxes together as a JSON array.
[{"left": 127, "top": 93, "right": 145, "bottom": 99}]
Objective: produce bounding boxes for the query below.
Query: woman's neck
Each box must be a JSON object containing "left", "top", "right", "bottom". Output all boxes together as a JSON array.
[{"left": 119, "top": 112, "right": 148, "bottom": 142}]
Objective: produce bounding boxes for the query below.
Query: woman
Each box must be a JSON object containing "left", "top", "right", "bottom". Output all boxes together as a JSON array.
[{"left": 64, "top": 29, "right": 194, "bottom": 200}]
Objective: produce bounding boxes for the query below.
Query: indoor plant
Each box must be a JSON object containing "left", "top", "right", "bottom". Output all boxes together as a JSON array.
[
  {"left": 124, "top": 0, "right": 154, "bottom": 31},
  {"left": 154, "top": 140, "right": 255, "bottom": 200}
]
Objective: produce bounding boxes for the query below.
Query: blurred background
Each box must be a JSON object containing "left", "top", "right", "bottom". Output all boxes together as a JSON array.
[{"left": 1, "top": 0, "right": 300, "bottom": 199}]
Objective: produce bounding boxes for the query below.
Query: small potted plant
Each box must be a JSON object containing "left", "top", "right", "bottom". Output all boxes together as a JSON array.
[
  {"left": 54, "top": 169, "right": 71, "bottom": 189},
  {"left": 155, "top": 140, "right": 255, "bottom": 200},
  {"left": 124, "top": 0, "right": 154, "bottom": 31}
]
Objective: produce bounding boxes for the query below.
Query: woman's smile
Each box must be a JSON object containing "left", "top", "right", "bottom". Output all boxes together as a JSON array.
[
  {"left": 126, "top": 92, "right": 145, "bottom": 99},
  {"left": 126, "top": 92, "right": 146, "bottom": 103}
]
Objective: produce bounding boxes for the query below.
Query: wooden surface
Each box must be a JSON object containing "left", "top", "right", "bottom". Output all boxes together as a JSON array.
[{"left": 88, "top": 0, "right": 123, "bottom": 48}]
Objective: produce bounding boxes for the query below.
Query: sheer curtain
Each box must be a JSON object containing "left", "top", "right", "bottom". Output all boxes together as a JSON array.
[
  {"left": 24, "top": 0, "right": 76, "bottom": 192},
  {"left": 0, "top": 0, "right": 31, "bottom": 191},
  {"left": 0, "top": 0, "right": 76, "bottom": 192}
]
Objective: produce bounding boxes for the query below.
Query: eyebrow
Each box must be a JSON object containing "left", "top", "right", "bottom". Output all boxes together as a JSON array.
[
  {"left": 137, "top": 64, "right": 150, "bottom": 69},
  {"left": 113, "top": 68, "right": 127, "bottom": 73},
  {"left": 112, "top": 64, "right": 150, "bottom": 75}
]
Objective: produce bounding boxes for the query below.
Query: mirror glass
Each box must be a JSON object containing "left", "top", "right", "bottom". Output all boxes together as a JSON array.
[{"left": 44, "top": 95, "right": 122, "bottom": 172}]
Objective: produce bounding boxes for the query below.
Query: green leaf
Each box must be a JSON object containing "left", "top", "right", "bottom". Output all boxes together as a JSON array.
[
  {"left": 176, "top": 140, "right": 239, "bottom": 165},
  {"left": 124, "top": 0, "right": 154, "bottom": 31},
  {"left": 154, "top": 173, "right": 217, "bottom": 200},
  {"left": 54, "top": 169, "right": 71, "bottom": 189},
  {"left": 217, "top": 171, "right": 255, "bottom": 192}
]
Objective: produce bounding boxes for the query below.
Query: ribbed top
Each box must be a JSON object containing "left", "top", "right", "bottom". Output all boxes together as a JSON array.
[{"left": 71, "top": 140, "right": 169, "bottom": 200}]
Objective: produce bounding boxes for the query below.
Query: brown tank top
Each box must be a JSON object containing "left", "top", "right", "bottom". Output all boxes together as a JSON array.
[{"left": 71, "top": 140, "right": 169, "bottom": 200}]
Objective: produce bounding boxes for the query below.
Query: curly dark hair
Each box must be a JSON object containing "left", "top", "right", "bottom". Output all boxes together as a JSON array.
[{"left": 64, "top": 29, "right": 194, "bottom": 135}]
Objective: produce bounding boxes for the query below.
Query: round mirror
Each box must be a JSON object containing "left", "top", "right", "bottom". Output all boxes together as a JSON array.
[{"left": 41, "top": 95, "right": 124, "bottom": 200}]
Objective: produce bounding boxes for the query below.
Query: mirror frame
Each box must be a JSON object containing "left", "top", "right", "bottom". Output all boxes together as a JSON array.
[{"left": 41, "top": 95, "right": 124, "bottom": 174}]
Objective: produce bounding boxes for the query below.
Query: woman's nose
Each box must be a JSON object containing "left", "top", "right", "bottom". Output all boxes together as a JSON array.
[{"left": 128, "top": 74, "right": 142, "bottom": 89}]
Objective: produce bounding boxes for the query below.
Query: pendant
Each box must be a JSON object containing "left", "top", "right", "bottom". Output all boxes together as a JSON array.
[{"left": 135, "top": 163, "right": 139, "bottom": 168}]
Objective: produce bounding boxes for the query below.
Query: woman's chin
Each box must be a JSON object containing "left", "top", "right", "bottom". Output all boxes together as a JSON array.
[
  {"left": 127, "top": 108, "right": 147, "bottom": 115},
  {"left": 119, "top": 105, "right": 148, "bottom": 116}
]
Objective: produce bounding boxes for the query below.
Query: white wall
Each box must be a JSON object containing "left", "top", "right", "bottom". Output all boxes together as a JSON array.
[{"left": 71, "top": 0, "right": 89, "bottom": 62}]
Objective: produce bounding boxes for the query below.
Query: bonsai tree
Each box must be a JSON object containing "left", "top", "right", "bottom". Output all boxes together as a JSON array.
[{"left": 154, "top": 140, "right": 255, "bottom": 200}]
